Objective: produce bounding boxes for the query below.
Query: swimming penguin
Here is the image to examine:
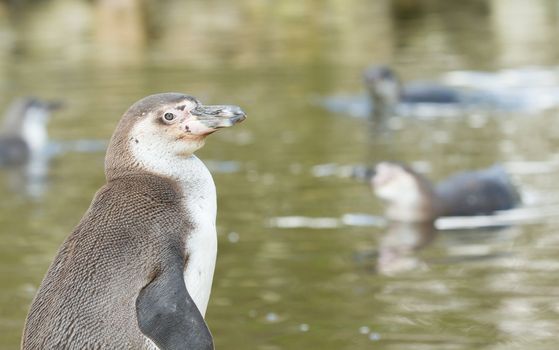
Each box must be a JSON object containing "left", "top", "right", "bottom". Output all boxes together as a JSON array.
[
  {"left": 363, "top": 65, "right": 467, "bottom": 121},
  {"left": 0, "top": 97, "right": 62, "bottom": 166},
  {"left": 371, "top": 162, "right": 520, "bottom": 223},
  {"left": 22, "top": 93, "right": 246, "bottom": 349}
]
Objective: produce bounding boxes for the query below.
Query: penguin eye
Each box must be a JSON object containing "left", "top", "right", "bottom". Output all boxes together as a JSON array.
[{"left": 163, "top": 112, "right": 176, "bottom": 123}]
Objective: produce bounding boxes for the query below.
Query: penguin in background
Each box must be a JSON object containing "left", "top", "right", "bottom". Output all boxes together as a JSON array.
[
  {"left": 370, "top": 161, "right": 520, "bottom": 223},
  {"left": 0, "top": 97, "right": 63, "bottom": 197},
  {"left": 0, "top": 97, "right": 62, "bottom": 166}
]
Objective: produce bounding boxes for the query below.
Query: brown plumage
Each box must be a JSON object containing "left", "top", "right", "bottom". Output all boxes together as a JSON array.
[{"left": 23, "top": 175, "right": 191, "bottom": 348}]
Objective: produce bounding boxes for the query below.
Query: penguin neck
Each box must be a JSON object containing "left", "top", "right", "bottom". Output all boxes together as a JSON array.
[
  {"left": 382, "top": 174, "right": 441, "bottom": 223},
  {"left": 369, "top": 92, "right": 397, "bottom": 122},
  {"left": 141, "top": 153, "right": 214, "bottom": 191}
]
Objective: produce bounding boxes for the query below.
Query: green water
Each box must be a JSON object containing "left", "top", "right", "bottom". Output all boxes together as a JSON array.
[{"left": 2, "top": 0, "right": 559, "bottom": 349}]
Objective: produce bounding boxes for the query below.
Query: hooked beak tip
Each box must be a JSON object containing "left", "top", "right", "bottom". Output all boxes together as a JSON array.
[
  {"left": 233, "top": 112, "right": 247, "bottom": 123},
  {"left": 219, "top": 108, "right": 246, "bottom": 126},
  {"left": 188, "top": 105, "right": 247, "bottom": 134}
]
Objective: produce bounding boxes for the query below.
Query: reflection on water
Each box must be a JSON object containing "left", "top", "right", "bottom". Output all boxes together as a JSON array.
[
  {"left": 375, "top": 222, "right": 436, "bottom": 275},
  {"left": 2, "top": 0, "right": 559, "bottom": 349}
]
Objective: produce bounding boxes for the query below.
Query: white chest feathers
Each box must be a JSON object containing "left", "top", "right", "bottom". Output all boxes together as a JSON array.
[
  {"left": 179, "top": 160, "right": 217, "bottom": 317},
  {"left": 161, "top": 156, "right": 218, "bottom": 317}
]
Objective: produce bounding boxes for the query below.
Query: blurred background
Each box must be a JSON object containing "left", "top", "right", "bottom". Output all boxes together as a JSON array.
[{"left": 2, "top": 0, "right": 559, "bottom": 349}]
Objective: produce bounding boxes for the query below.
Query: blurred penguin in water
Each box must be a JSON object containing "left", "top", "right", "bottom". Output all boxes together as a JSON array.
[
  {"left": 0, "top": 97, "right": 62, "bottom": 166},
  {"left": 317, "top": 64, "right": 487, "bottom": 123},
  {"left": 363, "top": 65, "right": 466, "bottom": 121},
  {"left": 0, "top": 97, "right": 62, "bottom": 197},
  {"left": 370, "top": 162, "right": 520, "bottom": 223}
]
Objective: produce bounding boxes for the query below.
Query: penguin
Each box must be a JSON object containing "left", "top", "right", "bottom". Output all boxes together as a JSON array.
[
  {"left": 21, "top": 93, "right": 246, "bottom": 350},
  {"left": 0, "top": 97, "right": 62, "bottom": 166},
  {"left": 370, "top": 162, "right": 520, "bottom": 223},
  {"left": 363, "top": 65, "right": 464, "bottom": 121}
]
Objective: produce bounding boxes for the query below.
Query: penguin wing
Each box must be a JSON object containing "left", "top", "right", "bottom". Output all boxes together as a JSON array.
[{"left": 136, "top": 266, "right": 214, "bottom": 350}]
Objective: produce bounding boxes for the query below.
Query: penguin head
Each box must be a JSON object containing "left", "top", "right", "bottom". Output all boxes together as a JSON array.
[
  {"left": 371, "top": 162, "right": 427, "bottom": 207},
  {"left": 363, "top": 65, "right": 401, "bottom": 106},
  {"left": 105, "top": 93, "right": 246, "bottom": 180},
  {"left": 371, "top": 162, "right": 437, "bottom": 222}
]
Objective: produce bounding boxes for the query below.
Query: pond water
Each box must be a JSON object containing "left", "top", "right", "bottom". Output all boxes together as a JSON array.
[{"left": 2, "top": 0, "right": 559, "bottom": 349}]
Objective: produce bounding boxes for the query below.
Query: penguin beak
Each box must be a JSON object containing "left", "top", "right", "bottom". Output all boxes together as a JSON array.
[
  {"left": 191, "top": 104, "right": 246, "bottom": 130},
  {"left": 182, "top": 104, "right": 246, "bottom": 136},
  {"left": 351, "top": 166, "right": 376, "bottom": 182}
]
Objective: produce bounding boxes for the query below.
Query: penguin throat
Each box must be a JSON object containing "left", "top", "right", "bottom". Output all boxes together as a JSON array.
[{"left": 126, "top": 118, "right": 207, "bottom": 180}]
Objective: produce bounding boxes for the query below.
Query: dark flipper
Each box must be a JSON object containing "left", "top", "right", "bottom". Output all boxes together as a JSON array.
[{"left": 136, "top": 268, "right": 214, "bottom": 350}]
